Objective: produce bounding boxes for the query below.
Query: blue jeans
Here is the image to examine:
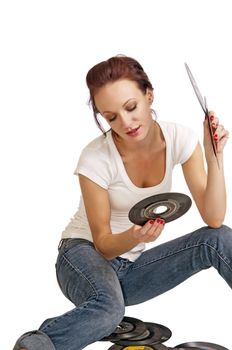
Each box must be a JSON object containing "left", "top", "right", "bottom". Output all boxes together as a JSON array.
[{"left": 13, "top": 225, "right": 232, "bottom": 350}]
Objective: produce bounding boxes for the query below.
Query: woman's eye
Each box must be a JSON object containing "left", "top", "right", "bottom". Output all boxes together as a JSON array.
[
  {"left": 109, "top": 115, "right": 117, "bottom": 122},
  {"left": 106, "top": 106, "right": 136, "bottom": 122},
  {"left": 127, "top": 105, "right": 136, "bottom": 112}
]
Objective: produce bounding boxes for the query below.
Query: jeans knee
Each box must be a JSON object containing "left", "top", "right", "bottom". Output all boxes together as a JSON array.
[
  {"left": 218, "top": 224, "right": 232, "bottom": 238},
  {"left": 13, "top": 330, "right": 55, "bottom": 350},
  {"left": 198, "top": 225, "right": 232, "bottom": 269},
  {"left": 207, "top": 225, "right": 232, "bottom": 247}
]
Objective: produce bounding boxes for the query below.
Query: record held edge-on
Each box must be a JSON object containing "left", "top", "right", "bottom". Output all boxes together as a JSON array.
[{"left": 128, "top": 192, "right": 192, "bottom": 225}]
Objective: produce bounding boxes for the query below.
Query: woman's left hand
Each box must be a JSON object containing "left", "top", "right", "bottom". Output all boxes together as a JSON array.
[{"left": 203, "top": 111, "right": 229, "bottom": 162}]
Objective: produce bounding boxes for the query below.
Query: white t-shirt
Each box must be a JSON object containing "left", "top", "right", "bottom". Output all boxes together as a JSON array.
[{"left": 62, "top": 120, "right": 198, "bottom": 261}]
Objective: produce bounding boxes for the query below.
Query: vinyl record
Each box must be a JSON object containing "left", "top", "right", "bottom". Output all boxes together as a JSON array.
[
  {"left": 174, "top": 348, "right": 199, "bottom": 350},
  {"left": 114, "top": 322, "right": 172, "bottom": 346},
  {"left": 128, "top": 192, "right": 192, "bottom": 225},
  {"left": 126, "top": 329, "right": 150, "bottom": 341},
  {"left": 108, "top": 344, "right": 164, "bottom": 349},
  {"left": 175, "top": 341, "right": 229, "bottom": 350},
  {"left": 102, "top": 317, "right": 147, "bottom": 342}
]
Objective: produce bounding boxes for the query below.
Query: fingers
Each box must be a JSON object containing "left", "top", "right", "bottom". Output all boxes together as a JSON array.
[
  {"left": 215, "top": 126, "right": 230, "bottom": 152},
  {"left": 205, "top": 111, "right": 229, "bottom": 153},
  {"left": 139, "top": 218, "right": 165, "bottom": 243},
  {"left": 208, "top": 112, "right": 219, "bottom": 131}
]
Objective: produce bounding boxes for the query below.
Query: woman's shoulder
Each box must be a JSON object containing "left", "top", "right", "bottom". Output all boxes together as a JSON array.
[
  {"left": 158, "top": 119, "right": 197, "bottom": 139},
  {"left": 77, "top": 131, "right": 114, "bottom": 172},
  {"left": 75, "top": 131, "right": 113, "bottom": 187},
  {"left": 81, "top": 131, "right": 111, "bottom": 156},
  {"left": 158, "top": 120, "right": 198, "bottom": 164},
  {"left": 158, "top": 119, "right": 192, "bottom": 130}
]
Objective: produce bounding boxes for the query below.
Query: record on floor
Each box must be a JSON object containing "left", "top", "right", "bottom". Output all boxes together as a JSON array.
[
  {"left": 175, "top": 341, "right": 229, "bottom": 350},
  {"left": 129, "top": 192, "right": 192, "bottom": 225},
  {"left": 108, "top": 344, "right": 169, "bottom": 350},
  {"left": 102, "top": 316, "right": 147, "bottom": 342},
  {"left": 114, "top": 322, "right": 172, "bottom": 346}
]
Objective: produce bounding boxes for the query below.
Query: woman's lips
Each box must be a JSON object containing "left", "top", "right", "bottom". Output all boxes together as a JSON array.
[{"left": 126, "top": 126, "right": 141, "bottom": 136}]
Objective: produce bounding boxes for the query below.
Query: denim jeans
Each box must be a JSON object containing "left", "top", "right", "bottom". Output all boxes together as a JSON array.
[{"left": 13, "top": 225, "right": 232, "bottom": 350}]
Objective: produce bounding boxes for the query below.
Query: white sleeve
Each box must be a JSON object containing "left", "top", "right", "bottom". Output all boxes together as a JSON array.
[
  {"left": 173, "top": 123, "right": 199, "bottom": 165},
  {"left": 74, "top": 145, "right": 112, "bottom": 190}
]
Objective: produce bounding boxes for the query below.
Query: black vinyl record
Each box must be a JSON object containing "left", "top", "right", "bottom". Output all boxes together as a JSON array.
[
  {"left": 175, "top": 341, "right": 229, "bottom": 350},
  {"left": 128, "top": 192, "right": 192, "bottom": 226},
  {"left": 108, "top": 344, "right": 164, "bottom": 349},
  {"left": 114, "top": 322, "right": 172, "bottom": 346},
  {"left": 102, "top": 316, "right": 147, "bottom": 342}
]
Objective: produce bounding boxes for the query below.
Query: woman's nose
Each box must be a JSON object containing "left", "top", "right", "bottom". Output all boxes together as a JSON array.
[{"left": 119, "top": 112, "right": 132, "bottom": 128}]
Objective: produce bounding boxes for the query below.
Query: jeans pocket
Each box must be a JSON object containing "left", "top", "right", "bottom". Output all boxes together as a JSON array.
[
  {"left": 109, "top": 258, "right": 121, "bottom": 273},
  {"left": 109, "top": 257, "right": 133, "bottom": 274}
]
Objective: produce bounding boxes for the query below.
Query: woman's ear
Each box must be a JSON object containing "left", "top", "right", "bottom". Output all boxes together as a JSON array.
[{"left": 146, "top": 89, "right": 154, "bottom": 105}]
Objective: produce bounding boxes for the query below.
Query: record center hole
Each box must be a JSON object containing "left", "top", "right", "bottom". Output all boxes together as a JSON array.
[{"left": 153, "top": 205, "right": 168, "bottom": 214}]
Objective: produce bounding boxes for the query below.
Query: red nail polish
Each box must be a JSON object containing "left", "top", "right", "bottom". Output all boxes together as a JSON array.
[
  {"left": 149, "top": 220, "right": 154, "bottom": 224},
  {"left": 210, "top": 115, "right": 214, "bottom": 121},
  {"left": 156, "top": 218, "right": 161, "bottom": 223},
  {"left": 214, "top": 134, "right": 218, "bottom": 140}
]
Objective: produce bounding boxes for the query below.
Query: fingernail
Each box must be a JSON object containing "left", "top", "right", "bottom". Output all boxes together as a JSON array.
[
  {"left": 156, "top": 218, "right": 161, "bottom": 223},
  {"left": 210, "top": 115, "right": 214, "bottom": 121},
  {"left": 214, "top": 134, "right": 218, "bottom": 140},
  {"left": 161, "top": 219, "right": 165, "bottom": 225},
  {"left": 149, "top": 220, "right": 154, "bottom": 224}
]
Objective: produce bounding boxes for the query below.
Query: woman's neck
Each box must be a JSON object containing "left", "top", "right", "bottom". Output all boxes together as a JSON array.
[{"left": 112, "top": 120, "right": 161, "bottom": 156}]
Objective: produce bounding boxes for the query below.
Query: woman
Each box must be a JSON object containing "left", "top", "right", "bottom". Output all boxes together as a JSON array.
[{"left": 15, "top": 55, "right": 232, "bottom": 350}]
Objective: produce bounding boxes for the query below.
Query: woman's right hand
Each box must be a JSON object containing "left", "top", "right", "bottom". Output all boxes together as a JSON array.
[{"left": 131, "top": 218, "right": 165, "bottom": 243}]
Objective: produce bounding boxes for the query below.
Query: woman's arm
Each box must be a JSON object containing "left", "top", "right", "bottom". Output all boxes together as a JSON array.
[
  {"left": 79, "top": 175, "right": 165, "bottom": 260},
  {"left": 182, "top": 112, "right": 229, "bottom": 228}
]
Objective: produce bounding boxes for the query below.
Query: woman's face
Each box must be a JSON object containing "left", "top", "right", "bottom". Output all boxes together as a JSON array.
[{"left": 94, "top": 79, "right": 154, "bottom": 142}]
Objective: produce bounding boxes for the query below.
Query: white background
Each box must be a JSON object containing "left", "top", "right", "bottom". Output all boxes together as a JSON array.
[{"left": 1, "top": 0, "right": 232, "bottom": 349}]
